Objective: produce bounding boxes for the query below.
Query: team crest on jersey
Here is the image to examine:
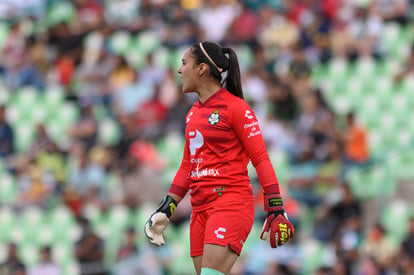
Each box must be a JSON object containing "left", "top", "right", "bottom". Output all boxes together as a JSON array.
[{"left": 208, "top": 110, "right": 220, "bottom": 125}]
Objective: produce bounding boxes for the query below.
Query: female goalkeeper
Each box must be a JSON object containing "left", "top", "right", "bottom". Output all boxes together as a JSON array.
[{"left": 145, "top": 41, "right": 294, "bottom": 275}]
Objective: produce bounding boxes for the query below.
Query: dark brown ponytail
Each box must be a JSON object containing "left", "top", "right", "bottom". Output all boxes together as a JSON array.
[{"left": 192, "top": 42, "right": 244, "bottom": 99}]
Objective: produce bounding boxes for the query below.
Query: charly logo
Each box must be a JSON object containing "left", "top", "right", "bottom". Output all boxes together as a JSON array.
[
  {"left": 214, "top": 227, "right": 226, "bottom": 239},
  {"left": 208, "top": 110, "right": 220, "bottom": 125},
  {"left": 245, "top": 110, "right": 253, "bottom": 119},
  {"left": 186, "top": 111, "right": 193, "bottom": 123}
]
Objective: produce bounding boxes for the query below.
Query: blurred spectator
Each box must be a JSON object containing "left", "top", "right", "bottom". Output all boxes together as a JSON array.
[
  {"left": 162, "top": 4, "right": 198, "bottom": 48},
  {"left": 111, "top": 69, "right": 154, "bottom": 116},
  {"left": 28, "top": 246, "right": 61, "bottom": 275},
  {"left": 347, "top": 6, "right": 384, "bottom": 59},
  {"left": 0, "top": 243, "right": 26, "bottom": 275},
  {"left": 140, "top": 53, "right": 167, "bottom": 88},
  {"left": 243, "top": 235, "right": 302, "bottom": 275},
  {"left": 15, "top": 158, "right": 55, "bottom": 210},
  {"left": 75, "top": 49, "right": 115, "bottom": 102},
  {"left": 226, "top": 2, "right": 259, "bottom": 51},
  {"left": 394, "top": 43, "right": 414, "bottom": 82},
  {"left": 398, "top": 217, "right": 414, "bottom": 273},
  {"left": 359, "top": 223, "right": 398, "bottom": 273},
  {"left": 25, "top": 35, "right": 49, "bottom": 78},
  {"left": 268, "top": 82, "right": 298, "bottom": 124},
  {"left": 135, "top": 85, "right": 168, "bottom": 140},
  {"left": 0, "top": 105, "right": 14, "bottom": 159},
  {"left": 330, "top": 4, "right": 383, "bottom": 60},
  {"left": 116, "top": 227, "right": 138, "bottom": 262},
  {"left": 370, "top": 0, "right": 409, "bottom": 25},
  {"left": 54, "top": 54, "right": 75, "bottom": 87},
  {"left": 2, "top": 49, "right": 45, "bottom": 91},
  {"left": 114, "top": 114, "right": 138, "bottom": 168},
  {"left": 162, "top": 91, "right": 194, "bottom": 135},
  {"left": 108, "top": 55, "right": 135, "bottom": 94},
  {"left": 197, "top": 0, "right": 240, "bottom": 43},
  {"left": 67, "top": 143, "right": 108, "bottom": 211},
  {"left": 117, "top": 140, "right": 164, "bottom": 208},
  {"left": 73, "top": 0, "right": 104, "bottom": 29},
  {"left": 257, "top": 6, "right": 299, "bottom": 62},
  {"left": 341, "top": 112, "right": 370, "bottom": 174},
  {"left": 75, "top": 217, "right": 107, "bottom": 275},
  {"left": 29, "top": 124, "right": 54, "bottom": 157},
  {"left": 47, "top": 21, "right": 89, "bottom": 65},
  {"left": 67, "top": 97, "right": 98, "bottom": 151},
  {"left": 336, "top": 216, "right": 363, "bottom": 274},
  {"left": 313, "top": 184, "right": 362, "bottom": 242},
  {"left": 158, "top": 67, "right": 180, "bottom": 109},
  {"left": 291, "top": 89, "right": 331, "bottom": 162},
  {"left": 35, "top": 141, "right": 66, "bottom": 190},
  {"left": 243, "top": 68, "right": 269, "bottom": 122}
]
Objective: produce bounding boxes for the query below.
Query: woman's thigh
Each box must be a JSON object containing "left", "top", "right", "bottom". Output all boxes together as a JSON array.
[{"left": 192, "top": 244, "right": 239, "bottom": 275}]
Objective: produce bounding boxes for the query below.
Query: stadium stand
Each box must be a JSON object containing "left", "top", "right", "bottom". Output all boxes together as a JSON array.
[{"left": 0, "top": 0, "right": 413, "bottom": 274}]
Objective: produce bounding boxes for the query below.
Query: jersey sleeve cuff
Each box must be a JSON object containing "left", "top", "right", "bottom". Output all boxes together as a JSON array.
[
  {"left": 169, "top": 184, "right": 188, "bottom": 199},
  {"left": 263, "top": 184, "right": 280, "bottom": 194}
]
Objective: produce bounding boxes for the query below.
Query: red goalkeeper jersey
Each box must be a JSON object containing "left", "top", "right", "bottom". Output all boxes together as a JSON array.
[{"left": 170, "top": 88, "right": 279, "bottom": 211}]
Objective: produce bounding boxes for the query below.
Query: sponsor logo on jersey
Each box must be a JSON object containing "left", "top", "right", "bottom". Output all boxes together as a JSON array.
[
  {"left": 186, "top": 111, "right": 193, "bottom": 123},
  {"left": 189, "top": 130, "right": 204, "bottom": 155},
  {"left": 244, "top": 121, "right": 258, "bottom": 129},
  {"left": 208, "top": 109, "right": 220, "bottom": 125},
  {"left": 190, "top": 164, "right": 220, "bottom": 179},
  {"left": 190, "top": 158, "right": 203, "bottom": 164},
  {"left": 214, "top": 227, "right": 226, "bottom": 239},
  {"left": 248, "top": 130, "right": 261, "bottom": 138},
  {"left": 245, "top": 110, "right": 253, "bottom": 119}
]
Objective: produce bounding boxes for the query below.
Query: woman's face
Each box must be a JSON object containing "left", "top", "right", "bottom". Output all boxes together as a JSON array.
[{"left": 177, "top": 47, "right": 200, "bottom": 93}]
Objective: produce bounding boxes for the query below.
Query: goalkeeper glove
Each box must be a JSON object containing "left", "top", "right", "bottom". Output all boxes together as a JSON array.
[
  {"left": 144, "top": 195, "right": 177, "bottom": 246},
  {"left": 260, "top": 192, "right": 295, "bottom": 248}
]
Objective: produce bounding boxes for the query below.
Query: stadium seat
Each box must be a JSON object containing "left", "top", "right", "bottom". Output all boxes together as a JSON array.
[
  {"left": 46, "top": 1, "right": 76, "bottom": 26},
  {"left": 0, "top": 206, "right": 15, "bottom": 242},
  {"left": 97, "top": 117, "right": 121, "bottom": 146},
  {"left": 0, "top": 173, "right": 17, "bottom": 204},
  {"left": 135, "top": 31, "right": 161, "bottom": 54},
  {"left": 0, "top": 22, "right": 9, "bottom": 51},
  {"left": 19, "top": 242, "right": 39, "bottom": 267},
  {"left": 381, "top": 199, "right": 411, "bottom": 243},
  {"left": 12, "top": 120, "right": 36, "bottom": 153},
  {"left": 108, "top": 30, "right": 132, "bottom": 56}
]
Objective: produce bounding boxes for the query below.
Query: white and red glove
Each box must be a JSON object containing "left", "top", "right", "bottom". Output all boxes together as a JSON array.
[
  {"left": 145, "top": 195, "right": 177, "bottom": 246},
  {"left": 260, "top": 192, "right": 295, "bottom": 248}
]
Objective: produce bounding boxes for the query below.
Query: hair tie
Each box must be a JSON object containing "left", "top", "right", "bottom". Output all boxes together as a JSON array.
[{"left": 199, "top": 42, "right": 223, "bottom": 73}]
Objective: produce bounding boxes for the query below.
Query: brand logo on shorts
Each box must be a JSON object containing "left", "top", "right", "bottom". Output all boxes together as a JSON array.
[{"left": 214, "top": 227, "right": 226, "bottom": 239}]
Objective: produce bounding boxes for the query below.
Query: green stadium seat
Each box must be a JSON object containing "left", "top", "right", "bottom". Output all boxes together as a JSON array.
[
  {"left": 53, "top": 242, "right": 75, "bottom": 273},
  {"left": 152, "top": 46, "right": 171, "bottom": 69},
  {"left": 19, "top": 242, "right": 39, "bottom": 267},
  {"left": 0, "top": 84, "right": 10, "bottom": 105},
  {"left": 301, "top": 239, "right": 325, "bottom": 274},
  {"left": 98, "top": 118, "right": 120, "bottom": 146},
  {"left": 135, "top": 31, "right": 161, "bottom": 54},
  {"left": 12, "top": 120, "right": 36, "bottom": 153},
  {"left": 0, "top": 206, "right": 15, "bottom": 242},
  {"left": 0, "top": 173, "right": 17, "bottom": 204},
  {"left": 46, "top": 1, "right": 76, "bottom": 26},
  {"left": 381, "top": 199, "right": 411, "bottom": 243},
  {"left": 47, "top": 205, "right": 77, "bottom": 245},
  {"left": 0, "top": 22, "right": 10, "bottom": 51},
  {"left": 108, "top": 30, "right": 132, "bottom": 56}
]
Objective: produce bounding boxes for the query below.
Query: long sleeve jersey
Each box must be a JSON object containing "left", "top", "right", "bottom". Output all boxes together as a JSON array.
[{"left": 169, "top": 88, "right": 280, "bottom": 212}]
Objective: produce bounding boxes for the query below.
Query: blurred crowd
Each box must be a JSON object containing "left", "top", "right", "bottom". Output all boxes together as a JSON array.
[{"left": 0, "top": 0, "right": 413, "bottom": 274}]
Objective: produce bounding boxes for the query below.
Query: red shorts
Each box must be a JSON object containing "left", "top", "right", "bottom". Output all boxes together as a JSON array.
[{"left": 190, "top": 200, "right": 255, "bottom": 257}]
